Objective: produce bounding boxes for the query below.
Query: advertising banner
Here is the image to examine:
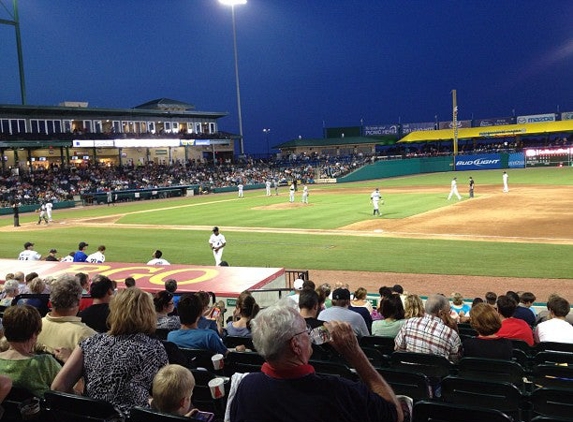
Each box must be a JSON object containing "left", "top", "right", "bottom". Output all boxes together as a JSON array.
[
  {"left": 401, "top": 122, "right": 435, "bottom": 134},
  {"left": 561, "top": 111, "right": 573, "bottom": 121},
  {"left": 516, "top": 113, "right": 556, "bottom": 124},
  {"left": 508, "top": 152, "right": 525, "bottom": 168},
  {"left": 364, "top": 125, "right": 399, "bottom": 135},
  {"left": 438, "top": 120, "right": 472, "bottom": 130},
  {"left": 455, "top": 154, "right": 502, "bottom": 170},
  {"left": 474, "top": 117, "right": 514, "bottom": 127}
]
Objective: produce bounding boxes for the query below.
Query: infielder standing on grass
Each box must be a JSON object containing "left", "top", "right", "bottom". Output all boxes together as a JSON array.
[
  {"left": 502, "top": 171, "right": 509, "bottom": 193},
  {"left": 447, "top": 177, "right": 462, "bottom": 200},
  {"left": 238, "top": 182, "right": 244, "bottom": 198},
  {"left": 209, "top": 226, "right": 226, "bottom": 266},
  {"left": 289, "top": 182, "right": 295, "bottom": 203},
  {"left": 370, "top": 188, "right": 383, "bottom": 216}
]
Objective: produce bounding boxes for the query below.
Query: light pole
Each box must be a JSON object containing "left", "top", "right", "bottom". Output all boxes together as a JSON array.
[
  {"left": 263, "top": 128, "right": 271, "bottom": 156},
  {"left": 219, "top": 0, "right": 247, "bottom": 156}
]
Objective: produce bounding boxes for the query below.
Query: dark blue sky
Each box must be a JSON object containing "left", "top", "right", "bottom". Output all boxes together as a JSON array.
[{"left": 1, "top": 1, "right": 572, "bottom": 153}]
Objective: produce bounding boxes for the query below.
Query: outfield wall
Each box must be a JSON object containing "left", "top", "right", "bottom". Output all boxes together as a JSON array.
[{"left": 338, "top": 156, "right": 452, "bottom": 182}]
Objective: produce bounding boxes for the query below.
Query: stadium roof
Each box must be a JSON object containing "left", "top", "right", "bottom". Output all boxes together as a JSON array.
[
  {"left": 273, "top": 135, "right": 396, "bottom": 149},
  {"left": 398, "top": 120, "right": 573, "bottom": 143}
]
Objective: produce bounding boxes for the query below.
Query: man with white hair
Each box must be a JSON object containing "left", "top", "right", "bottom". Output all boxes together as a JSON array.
[
  {"left": 395, "top": 294, "right": 462, "bottom": 363},
  {"left": 228, "top": 304, "right": 403, "bottom": 422}
]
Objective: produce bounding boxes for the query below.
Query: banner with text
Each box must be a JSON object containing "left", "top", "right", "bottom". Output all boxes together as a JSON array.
[{"left": 455, "top": 154, "right": 502, "bottom": 170}]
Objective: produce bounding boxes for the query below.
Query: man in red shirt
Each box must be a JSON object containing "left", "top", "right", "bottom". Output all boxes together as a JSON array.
[{"left": 495, "top": 295, "right": 534, "bottom": 346}]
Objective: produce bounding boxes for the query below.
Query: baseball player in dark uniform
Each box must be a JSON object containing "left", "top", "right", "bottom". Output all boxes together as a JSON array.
[{"left": 469, "top": 177, "right": 475, "bottom": 198}]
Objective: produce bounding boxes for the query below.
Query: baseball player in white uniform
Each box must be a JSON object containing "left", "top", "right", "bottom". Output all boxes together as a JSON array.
[
  {"left": 37, "top": 202, "right": 49, "bottom": 224},
  {"left": 45, "top": 199, "right": 54, "bottom": 221},
  {"left": 447, "top": 177, "right": 462, "bottom": 200},
  {"left": 209, "top": 226, "right": 226, "bottom": 266},
  {"left": 370, "top": 188, "right": 383, "bottom": 216},
  {"left": 147, "top": 250, "right": 170, "bottom": 265},
  {"left": 86, "top": 245, "right": 106, "bottom": 263},
  {"left": 289, "top": 182, "right": 295, "bottom": 203},
  {"left": 238, "top": 183, "right": 244, "bottom": 198},
  {"left": 301, "top": 184, "right": 309, "bottom": 204},
  {"left": 266, "top": 180, "right": 272, "bottom": 196},
  {"left": 502, "top": 171, "right": 509, "bottom": 193},
  {"left": 18, "top": 242, "right": 41, "bottom": 261},
  {"left": 18, "top": 242, "right": 42, "bottom": 261}
]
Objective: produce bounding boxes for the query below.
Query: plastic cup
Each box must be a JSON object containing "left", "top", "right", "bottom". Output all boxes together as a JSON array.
[
  {"left": 208, "top": 377, "right": 225, "bottom": 399},
  {"left": 19, "top": 397, "right": 40, "bottom": 420},
  {"left": 211, "top": 353, "right": 224, "bottom": 371}
]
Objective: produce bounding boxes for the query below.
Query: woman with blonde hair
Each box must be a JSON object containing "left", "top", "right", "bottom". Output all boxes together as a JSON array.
[
  {"left": 403, "top": 294, "right": 425, "bottom": 319},
  {"left": 51, "top": 288, "right": 168, "bottom": 418},
  {"left": 351, "top": 287, "right": 373, "bottom": 313}
]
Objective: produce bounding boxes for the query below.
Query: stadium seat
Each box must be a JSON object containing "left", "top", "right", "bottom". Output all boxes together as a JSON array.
[
  {"left": 179, "top": 348, "right": 217, "bottom": 371},
  {"left": 224, "top": 351, "right": 265, "bottom": 376},
  {"left": 377, "top": 368, "right": 432, "bottom": 401},
  {"left": 530, "top": 387, "right": 573, "bottom": 420},
  {"left": 43, "top": 390, "right": 122, "bottom": 421},
  {"left": 359, "top": 335, "right": 397, "bottom": 358},
  {"left": 456, "top": 357, "right": 527, "bottom": 389},
  {"left": 223, "top": 336, "right": 255, "bottom": 351},
  {"left": 189, "top": 369, "right": 228, "bottom": 418},
  {"left": 531, "top": 364, "right": 573, "bottom": 389},
  {"left": 440, "top": 376, "right": 525, "bottom": 421},
  {"left": 412, "top": 400, "right": 514, "bottom": 422},
  {"left": 131, "top": 407, "right": 189, "bottom": 421}
]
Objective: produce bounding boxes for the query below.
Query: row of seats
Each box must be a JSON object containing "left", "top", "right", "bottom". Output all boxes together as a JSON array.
[{"left": 2, "top": 388, "right": 211, "bottom": 421}]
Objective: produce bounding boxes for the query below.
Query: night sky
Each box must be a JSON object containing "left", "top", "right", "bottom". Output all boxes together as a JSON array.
[{"left": 1, "top": 1, "right": 572, "bottom": 153}]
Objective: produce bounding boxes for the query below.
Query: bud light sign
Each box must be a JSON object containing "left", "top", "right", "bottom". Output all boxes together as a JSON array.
[{"left": 455, "top": 154, "right": 502, "bottom": 170}]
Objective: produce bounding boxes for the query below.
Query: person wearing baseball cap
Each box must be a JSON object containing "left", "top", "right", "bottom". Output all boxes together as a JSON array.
[
  {"left": 208, "top": 227, "right": 226, "bottom": 266},
  {"left": 318, "top": 288, "right": 370, "bottom": 337},
  {"left": 73, "top": 242, "right": 89, "bottom": 262},
  {"left": 46, "top": 249, "right": 59, "bottom": 261},
  {"left": 17, "top": 242, "right": 41, "bottom": 261}
]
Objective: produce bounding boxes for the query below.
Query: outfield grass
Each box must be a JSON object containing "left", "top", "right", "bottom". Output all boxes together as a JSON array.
[{"left": 1, "top": 167, "right": 571, "bottom": 279}]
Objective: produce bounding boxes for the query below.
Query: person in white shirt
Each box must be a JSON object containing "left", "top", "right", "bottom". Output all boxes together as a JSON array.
[
  {"left": 45, "top": 199, "right": 54, "bottom": 222},
  {"left": 534, "top": 296, "right": 573, "bottom": 344},
  {"left": 370, "top": 188, "right": 383, "bottom": 216},
  {"left": 208, "top": 227, "right": 226, "bottom": 266},
  {"left": 502, "top": 171, "right": 509, "bottom": 193},
  {"left": 18, "top": 242, "right": 41, "bottom": 261},
  {"left": 265, "top": 180, "right": 272, "bottom": 196},
  {"left": 237, "top": 183, "right": 244, "bottom": 198},
  {"left": 301, "top": 185, "right": 309, "bottom": 204},
  {"left": 147, "top": 250, "right": 170, "bottom": 265},
  {"left": 289, "top": 182, "right": 295, "bottom": 203},
  {"left": 60, "top": 252, "right": 75, "bottom": 262},
  {"left": 447, "top": 177, "right": 462, "bottom": 201},
  {"left": 86, "top": 245, "right": 106, "bottom": 263}
]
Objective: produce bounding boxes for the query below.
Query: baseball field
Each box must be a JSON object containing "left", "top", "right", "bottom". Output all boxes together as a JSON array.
[{"left": 1, "top": 166, "right": 572, "bottom": 301}]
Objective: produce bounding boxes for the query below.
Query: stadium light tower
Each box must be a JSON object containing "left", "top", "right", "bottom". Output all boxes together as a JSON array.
[
  {"left": 1, "top": 0, "right": 27, "bottom": 104},
  {"left": 219, "top": 0, "right": 247, "bottom": 156}
]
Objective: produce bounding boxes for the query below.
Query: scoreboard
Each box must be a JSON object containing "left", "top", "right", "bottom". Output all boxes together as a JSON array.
[{"left": 525, "top": 147, "right": 573, "bottom": 167}]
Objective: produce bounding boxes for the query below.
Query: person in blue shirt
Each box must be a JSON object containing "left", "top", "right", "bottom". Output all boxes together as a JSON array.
[
  {"left": 73, "top": 242, "right": 89, "bottom": 262},
  {"left": 167, "top": 294, "right": 228, "bottom": 356}
]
